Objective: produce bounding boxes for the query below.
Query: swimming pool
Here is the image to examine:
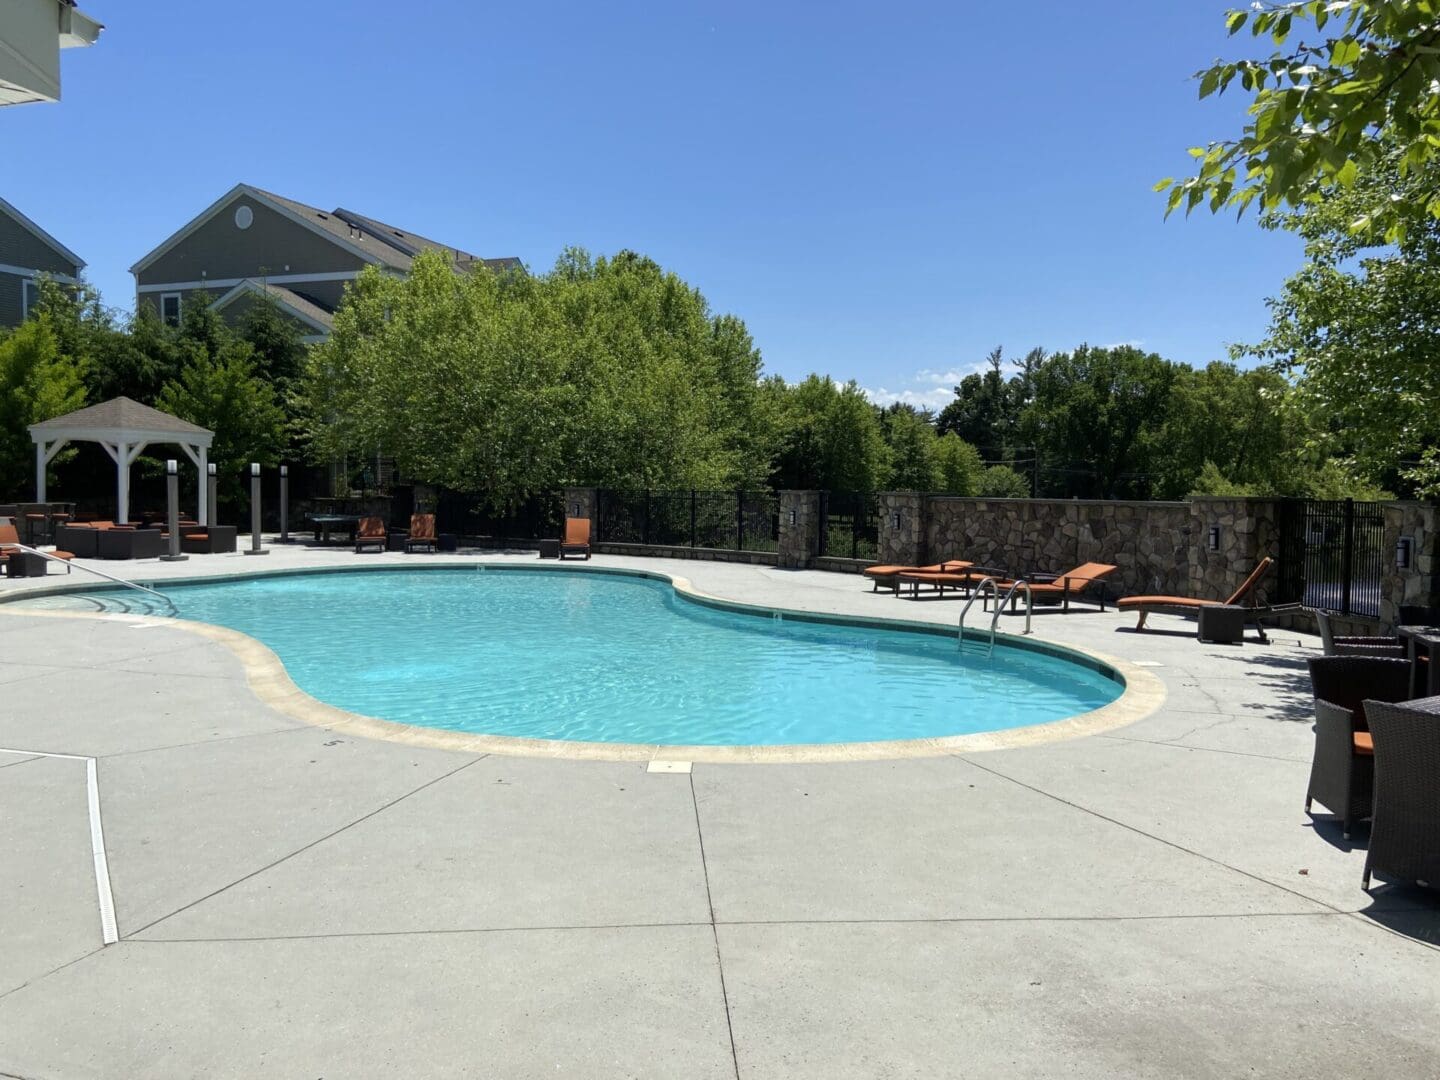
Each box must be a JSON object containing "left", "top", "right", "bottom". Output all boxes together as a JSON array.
[{"left": 23, "top": 567, "right": 1124, "bottom": 746}]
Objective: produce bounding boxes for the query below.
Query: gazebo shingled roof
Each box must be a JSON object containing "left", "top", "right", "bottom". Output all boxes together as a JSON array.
[{"left": 29, "top": 396, "right": 216, "bottom": 525}]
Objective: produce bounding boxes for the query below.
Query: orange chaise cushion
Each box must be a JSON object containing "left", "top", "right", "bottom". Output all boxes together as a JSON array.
[
  {"left": 1117, "top": 595, "right": 1216, "bottom": 609},
  {"left": 1352, "top": 731, "right": 1374, "bottom": 756}
]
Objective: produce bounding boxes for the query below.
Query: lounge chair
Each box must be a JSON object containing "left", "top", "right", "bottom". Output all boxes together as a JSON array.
[
  {"left": 896, "top": 564, "right": 1006, "bottom": 600},
  {"left": 560, "top": 517, "right": 591, "bottom": 560},
  {"left": 0, "top": 523, "right": 73, "bottom": 575},
  {"left": 405, "top": 513, "right": 437, "bottom": 553},
  {"left": 1118, "top": 557, "right": 1274, "bottom": 631},
  {"left": 1316, "top": 610, "right": 1405, "bottom": 658},
  {"left": 1360, "top": 697, "right": 1440, "bottom": 890},
  {"left": 180, "top": 526, "right": 238, "bottom": 554},
  {"left": 863, "top": 560, "right": 972, "bottom": 594},
  {"left": 1305, "top": 656, "right": 1412, "bottom": 839},
  {"left": 989, "top": 562, "right": 1118, "bottom": 614},
  {"left": 354, "top": 516, "right": 388, "bottom": 554}
]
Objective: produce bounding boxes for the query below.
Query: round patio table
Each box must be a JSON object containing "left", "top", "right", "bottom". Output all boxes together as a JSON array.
[{"left": 1397, "top": 624, "right": 1440, "bottom": 697}]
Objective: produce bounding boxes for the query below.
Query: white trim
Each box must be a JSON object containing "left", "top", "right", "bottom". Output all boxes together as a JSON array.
[
  {"left": 20, "top": 278, "right": 36, "bottom": 319},
  {"left": 159, "top": 292, "right": 182, "bottom": 327},
  {"left": 209, "top": 281, "right": 333, "bottom": 336},
  {"left": 0, "top": 262, "right": 78, "bottom": 284},
  {"left": 300, "top": 333, "right": 327, "bottom": 344},
  {"left": 138, "top": 270, "right": 362, "bottom": 294},
  {"left": 129, "top": 184, "right": 385, "bottom": 275},
  {"left": 0, "top": 36, "right": 59, "bottom": 104},
  {"left": 0, "top": 197, "right": 85, "bottom": 270},
  {"left": 0, "top": 748, "right": 119, "bottom": 945}
]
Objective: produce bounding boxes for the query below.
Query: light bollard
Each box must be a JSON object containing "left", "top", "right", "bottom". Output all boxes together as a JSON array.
[
  {"left": 207, "top": 463, "right": 218, "bottom": 526},
  {"left": 243, "top": 463, "right": 268, "bottom": 556},
  {"left": 160, "top": 459, "right": 187, "bottom": 562},
  {"left": 279, "top": 465, "right": 290, "bottom": 543}
]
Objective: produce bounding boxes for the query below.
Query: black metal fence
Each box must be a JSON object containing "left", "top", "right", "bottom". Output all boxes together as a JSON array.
[
  {"left": 819, "top": 491, "right": 878, "bottom": 560},
  {"left": 434, "top": 490, "right": 564, "bottom": 545},
  {"left": 595, "top": 490, "right": 779, "bottom": 552},
  {"left": 1277, "top": 498, "right": 1387, "bottom": 618}
]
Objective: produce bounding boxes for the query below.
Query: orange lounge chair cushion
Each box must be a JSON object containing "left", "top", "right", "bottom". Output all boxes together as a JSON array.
[
  {"left": 357, "top": 517, "right": 387, "bottom": 540},
  {"left": 1117, "top": 595, "right": 1220, "bottom": 610},
  {"left": 564, "top": 518, "right": 591, "bottom": 546},
  {"left": 898, "top": 570, "right": 985, "bottom": 585},
  {"left": 864, "top": 561, "right": 972, "bottom": 578},
  {"left": 1353, "top": 731, "right": 1374, "bottom": 756},
  {"left": 409, "top": 514, "right": 437, "bottom": 541}
]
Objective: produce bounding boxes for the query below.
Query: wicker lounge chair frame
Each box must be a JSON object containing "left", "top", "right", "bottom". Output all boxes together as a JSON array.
[
  {"left": 560, "top": 517, "right": 592, "bottom": 560},
  {"left": 1305, "top": 656, "right": 1413, "bottom": 839},
  {"left": 896, "top": 565, "right": 1008, "bottom": 600},
  {"left": 1119, "top": 557, "right": 1274, "bottom": 630},
  {"left": 1360, "top": 696, "right": 1440, "bottom": 890}
]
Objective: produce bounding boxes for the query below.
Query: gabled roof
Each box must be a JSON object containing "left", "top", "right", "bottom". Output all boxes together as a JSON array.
[
  {"left": 0, "top": 195, "right": 85, "bottom": 269},
  {"left": 29, "top": 396, "right": 213, "bottom": 441},
  {"left": 209, "top": 278, "right": 336, "bottom": 335},
  {"left": 130, "top": 183, "right": 522, "bottom": 277}
]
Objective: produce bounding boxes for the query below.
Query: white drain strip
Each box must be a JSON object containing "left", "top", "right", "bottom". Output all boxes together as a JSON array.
[
  {"left": 647, "top": 760, "right": 692, "bottom": 774},
  {"left": 0, "top": 747, "right": 119, "bottom": 945}
]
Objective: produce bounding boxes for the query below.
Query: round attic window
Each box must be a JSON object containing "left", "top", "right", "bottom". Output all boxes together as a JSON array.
[{"left": 234, "top": 205, "right": 254, "bottom": 230}]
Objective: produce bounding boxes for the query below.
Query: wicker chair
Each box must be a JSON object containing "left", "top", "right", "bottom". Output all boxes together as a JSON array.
[
  {"left": 1315, "top": 610, "right": 1406, "bottom": 658},
  {"left": 1305, "top": 656, "right": 1414, "bottom": 839},
  {"left": 1360, "top": 697, "right": 1440, "bottom": 891}
]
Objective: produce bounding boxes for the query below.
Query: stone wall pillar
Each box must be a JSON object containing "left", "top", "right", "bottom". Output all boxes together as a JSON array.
[
  {"left": 1188, "top": 497, "right": 1282, "bottom": 604},
  {"left": 778, "top": 490, "right": 821, "bottom": 569},
  {"left": 1381, "top": 503, "right": 1440, "bottom": 629},
  {"left": 877, "top": 491, "right": 926, "bottom": 566},
  {"left": 563, "top": 487, "right": 598, "bottom": 525}
]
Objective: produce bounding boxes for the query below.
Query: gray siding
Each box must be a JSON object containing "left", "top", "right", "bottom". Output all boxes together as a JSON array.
[
  {"left": 220, "top": 291, "right": 321, "bottom": 336},
  {"left": 137, "top": 195, "right": 369, "bottom": 288},
  {"left": 0, "top": 210, "right": 81, "bottom": 277},
  {"left": 135, "top": 286, "right": 229, "bottom": 324},
  {"left": 0, "top": 271, "right": 24, "bottom": 329}
]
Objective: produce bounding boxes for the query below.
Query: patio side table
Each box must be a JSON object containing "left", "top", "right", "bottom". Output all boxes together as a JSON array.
[
  {"left": 538, "top": 538, "right": 561, "bottom": 559},
  {"left": 1197, "top": 604, "right": 1246, "bottom": 645}
]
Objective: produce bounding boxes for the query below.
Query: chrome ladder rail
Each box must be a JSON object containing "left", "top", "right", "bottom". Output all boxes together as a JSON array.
[
  {"left": 957, "top": 576, "right": 1000, "bottom": 652},
  {"left": 9, "top": 544, "right": 176, "bottom": 613},
  {"left": 992, "top": 580, "right": 1034, "bottom": 646}
]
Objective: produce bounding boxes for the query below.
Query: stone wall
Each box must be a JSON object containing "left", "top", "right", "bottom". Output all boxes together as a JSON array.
[
  {"left": 778, "top": 490, "right": 821, "bottom": 569},
  {"left": 919, "top": 497, "right": 1192, "bottom": 598},
  {"left": 1185, "top": 497, "right": 1283, "bottom": 607},
  {"left": 562, "top": 487, "right": 598, "bottom": 526},
  {"left": 876, "top": 491, "right": 924, "bottom": 566},
  {"left": 1381, "top": 502, "right": 1440, "bottom": 628}
]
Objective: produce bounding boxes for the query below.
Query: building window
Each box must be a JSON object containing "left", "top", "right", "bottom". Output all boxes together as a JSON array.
[
  {"left": 160, "top": 292, "right": 182, "bottom": 327},
  {"left": 21, "top": 279, "right": 37, "bottom": 319}
]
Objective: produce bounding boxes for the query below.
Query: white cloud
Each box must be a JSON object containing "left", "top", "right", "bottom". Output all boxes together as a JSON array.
[
  {"left": 1099, "top": 339, "right": 1146, "bottom": 350},
  {"left": 861, "top": 384, "right": 957, "bottom": 410}
]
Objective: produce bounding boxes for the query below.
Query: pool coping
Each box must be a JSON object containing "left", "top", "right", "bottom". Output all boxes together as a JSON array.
[{"left": 1, "top": 559, "right": 1166, "bottom": 763}]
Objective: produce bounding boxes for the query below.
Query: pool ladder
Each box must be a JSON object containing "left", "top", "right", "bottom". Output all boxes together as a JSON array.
[
  {"left": 957, "top": 577, "right": 1033, "bottom": 656},
  {"left": 9, "top": 543, "right": 177, "bottom": 613}
]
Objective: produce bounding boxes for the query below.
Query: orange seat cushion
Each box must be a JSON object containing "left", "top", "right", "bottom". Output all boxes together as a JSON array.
[
  {"left": 1353, "top": 731, "right": 1374, "bottom": 756},
  {"left": 1117, "top": 596, "right": 1218, "bottom": 609}
]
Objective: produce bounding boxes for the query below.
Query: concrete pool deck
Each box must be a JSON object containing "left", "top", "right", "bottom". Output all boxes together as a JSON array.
[{"left": 0, "top": 546, "right": 1437, "bottom": 1078}]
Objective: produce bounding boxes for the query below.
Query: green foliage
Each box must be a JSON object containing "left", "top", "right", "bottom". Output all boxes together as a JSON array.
[
  {"left": 765, "top": 375, "right": 890, "bottom": 492},
  {"left": 880, "top": 405, "right": 941, "bottom": 491},
  {"left": 1188, "top": 460, "right": 1259, "bottom": 497},
  {"left": 934, "top": 346, "right": 1045, "bottom": 455},
  {"left": 237, "top": 293, "right": 307, "bottom": 387},
  {"left": 933, "top": 433, "right": 985, "bottom": 495},
  {"left": 1161, "top": 1, "right": 1440, "bottom": 239},
  {"left": 1241, "top": 142, "right": 1440, "bottom": 494},
  {"left": 303, "top": 249, "right": 769, "bottom": 502},
  {"left": 977, "top": 464, "right": 1031, "bottom": 498},
  {"left": 156, "top": 346, "right": 287, "bottom": 505},
  {"left": 0, "top": 314, "right": 88, "bottom": 497},
  {"left": 1018, "top": 344, "right": 1179, "bottom": 498}
]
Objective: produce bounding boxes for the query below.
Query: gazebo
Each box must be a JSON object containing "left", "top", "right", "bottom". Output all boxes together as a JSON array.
[{"left": 28, "top": 397, "right": 215, "bottom": 525}]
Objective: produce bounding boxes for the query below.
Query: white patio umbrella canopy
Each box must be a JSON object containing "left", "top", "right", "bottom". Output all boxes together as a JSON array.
[{"left": 28, "top": 397, "right": 215, "bottom": 525}]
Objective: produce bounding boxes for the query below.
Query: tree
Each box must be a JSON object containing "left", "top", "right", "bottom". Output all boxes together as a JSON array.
[
  {"left": 766, "top": 375, "right": 890, "bottom": 492},
  {"left": 1019, "top": 344, "right": 1178, "bottom": 498},
  {"left": 1161, "top": 1, "right": 1440, "bottom": 239},
  {"left": 1242, "top": 142, "right": 1440, "bottom": 493},
  {"left": 935, "top": 346, "right": 1009, "bottom": 449},
  {"left": 880, "top": 405, "right": 941, "bottom": 491},
  {"left": 32, "top": 278, "right": 176, "bottom": 405},
  {"left": 238, "top": 292, "right": 307, "bottom": 387},
  {"left": 932, "top": 432, "right": 985, "bottom": 495},
  {"left": 156, "top": 346, "right": 287, "bottom": 506},
  {"left": 0, "top": 315, "right": 88, "bottom": 498},
  {"left": 977, "top": 464, "right": 1031, "bottom": 498}
]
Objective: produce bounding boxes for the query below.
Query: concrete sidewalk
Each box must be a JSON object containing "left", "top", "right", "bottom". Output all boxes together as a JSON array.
[{"left": 0, "top": 549, "right": 1436, "bottom": 1078}]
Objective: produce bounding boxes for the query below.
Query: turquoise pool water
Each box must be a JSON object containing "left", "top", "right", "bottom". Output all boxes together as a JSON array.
[{"left": 28, "top": 568, "right": 1123, "bottom": 745}]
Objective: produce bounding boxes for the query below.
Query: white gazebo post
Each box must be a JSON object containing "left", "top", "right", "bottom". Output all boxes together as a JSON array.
[
  {"left": 35, "top": 442, "right": 46, "bottom": 503},
  {"left": 198, "top": 446, "right": 209, "bottom": 525}
]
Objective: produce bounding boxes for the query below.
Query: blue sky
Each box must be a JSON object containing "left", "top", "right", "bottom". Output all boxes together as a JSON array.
[{"left": 7, "top": 1, "right": 1298, "bottom": 407}]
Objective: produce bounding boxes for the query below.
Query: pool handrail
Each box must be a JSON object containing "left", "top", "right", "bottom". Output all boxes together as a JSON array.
[
  {"left": 7, "top": 543, "right": 176, "bottom": 613},
  {"left": 994, "top": 580, "right": 1034, "bottom": 639},
  {"left": 957, "top": 576, "right": 1000, "bottom": 653}
]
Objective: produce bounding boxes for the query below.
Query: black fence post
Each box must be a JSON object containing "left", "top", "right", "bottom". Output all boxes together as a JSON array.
[
  {"left": 736, "top": 490, "right": 745, "bottom": 551},
  {"left": 643, "top": 490, "right": 651, "bottom": 546},
  {"left": 1341, "top": 497, "right": 1355, "bottom": 616},
  {"left": 690, "top": 490, "right": 697, "bottom": 548}
]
